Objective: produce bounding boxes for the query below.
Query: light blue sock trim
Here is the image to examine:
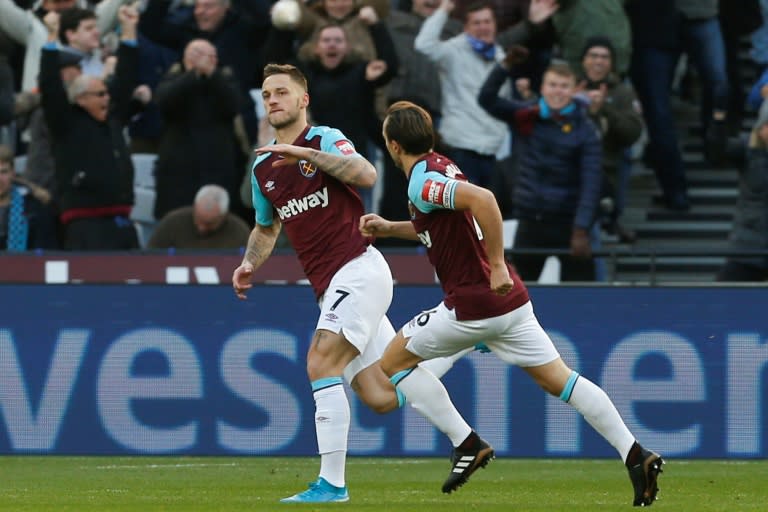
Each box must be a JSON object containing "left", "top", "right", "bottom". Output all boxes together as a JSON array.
[
  {"left": 390, "top": 369, "right": 414, "bottom": 408},
  {"left": 395, "top": 388, "right": 406, "bottom": 408},
  {"left": 389, "top": 369, "right": 413, "bottom": 386},
  {"left": 311, "top": 376, "right": 343, "bottom": 392},
  {"left": 559, "top": 371, "right": 580, "bottom": 403}
]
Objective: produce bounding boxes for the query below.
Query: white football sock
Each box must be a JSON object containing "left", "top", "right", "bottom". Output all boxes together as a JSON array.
[
  {"left": 393, "top": 366, "right": 472, "bottom": 447},
  {"left": 562, "top": 372, "right": 635, "bottom": 461},
  {"left": 313, "top": 382, "right": 349, "bottom": 487}
]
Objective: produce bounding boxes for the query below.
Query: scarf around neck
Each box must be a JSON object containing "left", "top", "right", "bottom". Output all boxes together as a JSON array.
[
  {"left": 538, "top": 98, "right": 576, "bottom": 119},
  {"left": 7, "top": 185, "right": 29, "bottom": 252},
  {"left": 466, "top": 34, "right": 496, "bottom": 61}
]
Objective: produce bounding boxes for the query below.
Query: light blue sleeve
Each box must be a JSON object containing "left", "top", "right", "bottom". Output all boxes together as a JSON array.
[
  {"left": 312, "top": 126, "right": 364, "bottom": 159},
  {"left": 407, "top": 160, "right": 459, "bottom": 213},
  {"left": 251, "top": 156, "right": 274, "bottom": 227}
]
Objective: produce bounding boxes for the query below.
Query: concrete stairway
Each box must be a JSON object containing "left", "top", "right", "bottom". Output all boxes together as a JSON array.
[
  {"left": 604, "top": 114, "right": 742, "bottom": 284},
  {"left": 601, "top": 39, "right": 764, "bottom": 284}
]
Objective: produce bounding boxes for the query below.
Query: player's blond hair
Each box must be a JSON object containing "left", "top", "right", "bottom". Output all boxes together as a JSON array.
[{"left": 263, "top": 63, "right": 308, "bottom": 92}]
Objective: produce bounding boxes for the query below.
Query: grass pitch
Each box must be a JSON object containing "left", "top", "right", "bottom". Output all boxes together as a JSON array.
[{"left": 1, "top": 456, "right": 766, "bottom": 511}]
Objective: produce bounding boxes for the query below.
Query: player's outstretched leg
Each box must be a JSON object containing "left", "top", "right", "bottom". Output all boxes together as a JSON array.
[
  {"left": 557, "top": 368, "right": 665, "bottom": 506},
  {"left": 280, "top": 477, "right": 350, "bottom": 503},
  {"left": 442, "top": 430, "right": 495, "bottom": 493},
  {"left": 626, "top": 442, "right": 664, "bottom": 507}
]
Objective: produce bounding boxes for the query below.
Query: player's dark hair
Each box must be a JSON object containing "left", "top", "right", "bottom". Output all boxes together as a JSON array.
[
  {"left": 263, "top": 63, "right": 308, "bottom": 92},
  {"left": 384, "top": 101, "right": 435, "bottom": 155}
]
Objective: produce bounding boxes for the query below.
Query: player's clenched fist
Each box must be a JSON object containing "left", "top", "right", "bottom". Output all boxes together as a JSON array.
[{"left": 359, "top": 213, "right": 388, "bottom": 237}]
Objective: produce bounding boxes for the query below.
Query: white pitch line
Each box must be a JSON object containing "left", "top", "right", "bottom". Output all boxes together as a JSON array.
[{"left": 92, "top": 463, "right": 239, "bottom": 470}]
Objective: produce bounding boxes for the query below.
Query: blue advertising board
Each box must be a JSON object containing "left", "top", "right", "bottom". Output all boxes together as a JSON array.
[{"left": 0, "top": 285, "right": 765, "bottom": 458}]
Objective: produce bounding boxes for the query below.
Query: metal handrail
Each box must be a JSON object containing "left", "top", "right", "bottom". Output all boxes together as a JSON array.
[{"left": 504, "top": 247, "right": 768, "bottom": 284}]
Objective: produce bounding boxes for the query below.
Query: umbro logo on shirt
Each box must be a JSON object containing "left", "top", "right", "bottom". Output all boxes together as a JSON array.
[{"left": 265, "top": 180, "right": 275, "bottom": 192}]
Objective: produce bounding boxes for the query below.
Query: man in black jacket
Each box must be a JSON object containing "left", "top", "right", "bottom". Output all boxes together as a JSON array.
[
  {"left": 40, "top": 6, "right": 140, "bottom": 250},
  {"left": 152, "top": 39, "right": 244, "bottom": 220},
  {"left": 139, "top": 0, "right": 271, "bottom": 144}
]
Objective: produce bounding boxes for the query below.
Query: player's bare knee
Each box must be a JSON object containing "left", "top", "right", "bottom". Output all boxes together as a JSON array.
[
  {"left": 351, "top": 366, "right": 399, "bottom": 413},
  {"left": 305, "top": 352, "right": 337, "bottom": 381},
  {"left": 362, "top": 394, "right": 397, "bottom": 414},
  {"left": 305, "top": 359, "right": 325, "bottom": 381}
]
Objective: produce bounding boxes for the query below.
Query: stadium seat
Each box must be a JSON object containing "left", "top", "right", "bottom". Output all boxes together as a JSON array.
[
  {"left": 131, "top": 153, "right": 157, "bottom": 189},
  {"left": 502, "top": 219, "right": 561, "bottom": 284},
  {"left": 14, "top": 155, "right": 27, "bottom": 175},
  {"left": 129, "top": 153, "right": 158, "bottom": 248},
  {"left": 502, "top": 219, "right": 519, "bottom": 250},
  {"left": 538, "top": 256, "right": 561, "bottom": 284}
]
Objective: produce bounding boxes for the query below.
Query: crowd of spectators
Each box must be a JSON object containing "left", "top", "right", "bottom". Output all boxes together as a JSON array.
[{"left": 0, "top": 0, "right": 767, "bottom": 281}]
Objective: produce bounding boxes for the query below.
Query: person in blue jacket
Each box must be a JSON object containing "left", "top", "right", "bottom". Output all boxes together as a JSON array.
[{"left": 479, "top": 57, "right": 602, "bottom": 281}]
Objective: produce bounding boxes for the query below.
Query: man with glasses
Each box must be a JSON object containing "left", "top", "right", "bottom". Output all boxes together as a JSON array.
[{"left": 39, "top": 6, "right": 141, "bottom": 250}]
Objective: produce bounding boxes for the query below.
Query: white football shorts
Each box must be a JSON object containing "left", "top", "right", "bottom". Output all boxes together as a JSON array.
[
  {"left": 315, "top": 245, "right": 395, "bottom": 382},
  {"left": 402, "top": 300, "right": 560, "bottom": 368}
]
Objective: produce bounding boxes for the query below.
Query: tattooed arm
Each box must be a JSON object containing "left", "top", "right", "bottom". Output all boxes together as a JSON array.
[
  {"left": 232, "top": 220, "right": 282, "bottom": 300},
  {"left": 256, "top": 143, "right": 378, "bottom": 188},
  {"left": 305, "top": 148, "right": 377, "bottom": 188}
]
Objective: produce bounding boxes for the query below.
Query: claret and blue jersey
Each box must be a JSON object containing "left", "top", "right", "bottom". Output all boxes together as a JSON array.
[
  {"left": 407, "top": 152, "right": 529, "bottom": 320},
  {"left": 250, "top": 125, "right": 370, "bottom": 299}
]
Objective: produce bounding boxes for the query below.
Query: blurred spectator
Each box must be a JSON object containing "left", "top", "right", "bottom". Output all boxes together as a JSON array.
[
  {"left": 89, "top": 0, "right": 180, "bottom": 154},
  {"left": 16, "top": 51, "right": 81, "bottom": 193},
  {"left": 152, "top": 38, "right": 245, "bottom": 221},
  {"left": 386, "top": 0, "right": 461, "bottom": 117},
  {"left": 295, "top": 0, "right": 391, "bottom": 62},
  {"left": 378, "top": 0, "right": 461, "bottom": 232},
  {"left": 717, "top": 101, "right": 768, "bottom": 282},
  {"left": 148, "top": 184, "right": 249, "bottom": 249},
  {"left": 626, "top": 0, "right": 729, "bottom": 212},
  {"left": 414, "top": 0, "right": 557, "bottom": 190},
  {"left": 0, "top": 55, "right": 11, "bottom": 125},
  {"left": 414, "top": 0, "right": 506, "bottom": 190},
  {"left": 265, "top": 14, "right": 398, "bottom": 159},
  {"left": 748, "top": 67, "right": 768, "bottom": 112},
  {"left": 0, "top": 143, "right": 57, "bottom": 250},
  {"left": 450, "top": 0, "right": 528, "bottom": 32},
  {"left": 265, "top": 17, "right": 397, "bottom": 212},
  {"left": 124, "top": 36, "right": 179, "bottom": 154},
  {"left": 40, "top": 7, "right": 139, "bottom": 250},
  {"left": 291, "top": 0, "right": 394, "bottom": 140},
  {"left": 551, "top": 0, "right": 631, "bottom": 77},
  {"left": 451, "top": 0, "right": 557, "bottom": 93},
  {"left": 576, "top": 36, "right": 643, "bottom": 243},
  {"left": 0, "top": 54, "right": 13, "bottom": 148},
  {"left": 479, "top": 61, "right": 602, "bottom": 281},
  {"left": 719, "top": 0, "right": 762, "bottom": 133},
  {"left": 495, "top": 1, "right": 557, "bottom": 95},
  {"left": 58, "top": 7, "right": 104, "bottom": 77},
  {"left": 752, "top": 0, "right": 768, "bottom": 65},
  {"left": 12, "top": 50, "right": 83, "bottom": 250},
  {"left": 0, "top": 0, "right": 123, "bottom": 92},
  {"left": 139, "top": 0, "right": 272, "bottom": 144}
]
